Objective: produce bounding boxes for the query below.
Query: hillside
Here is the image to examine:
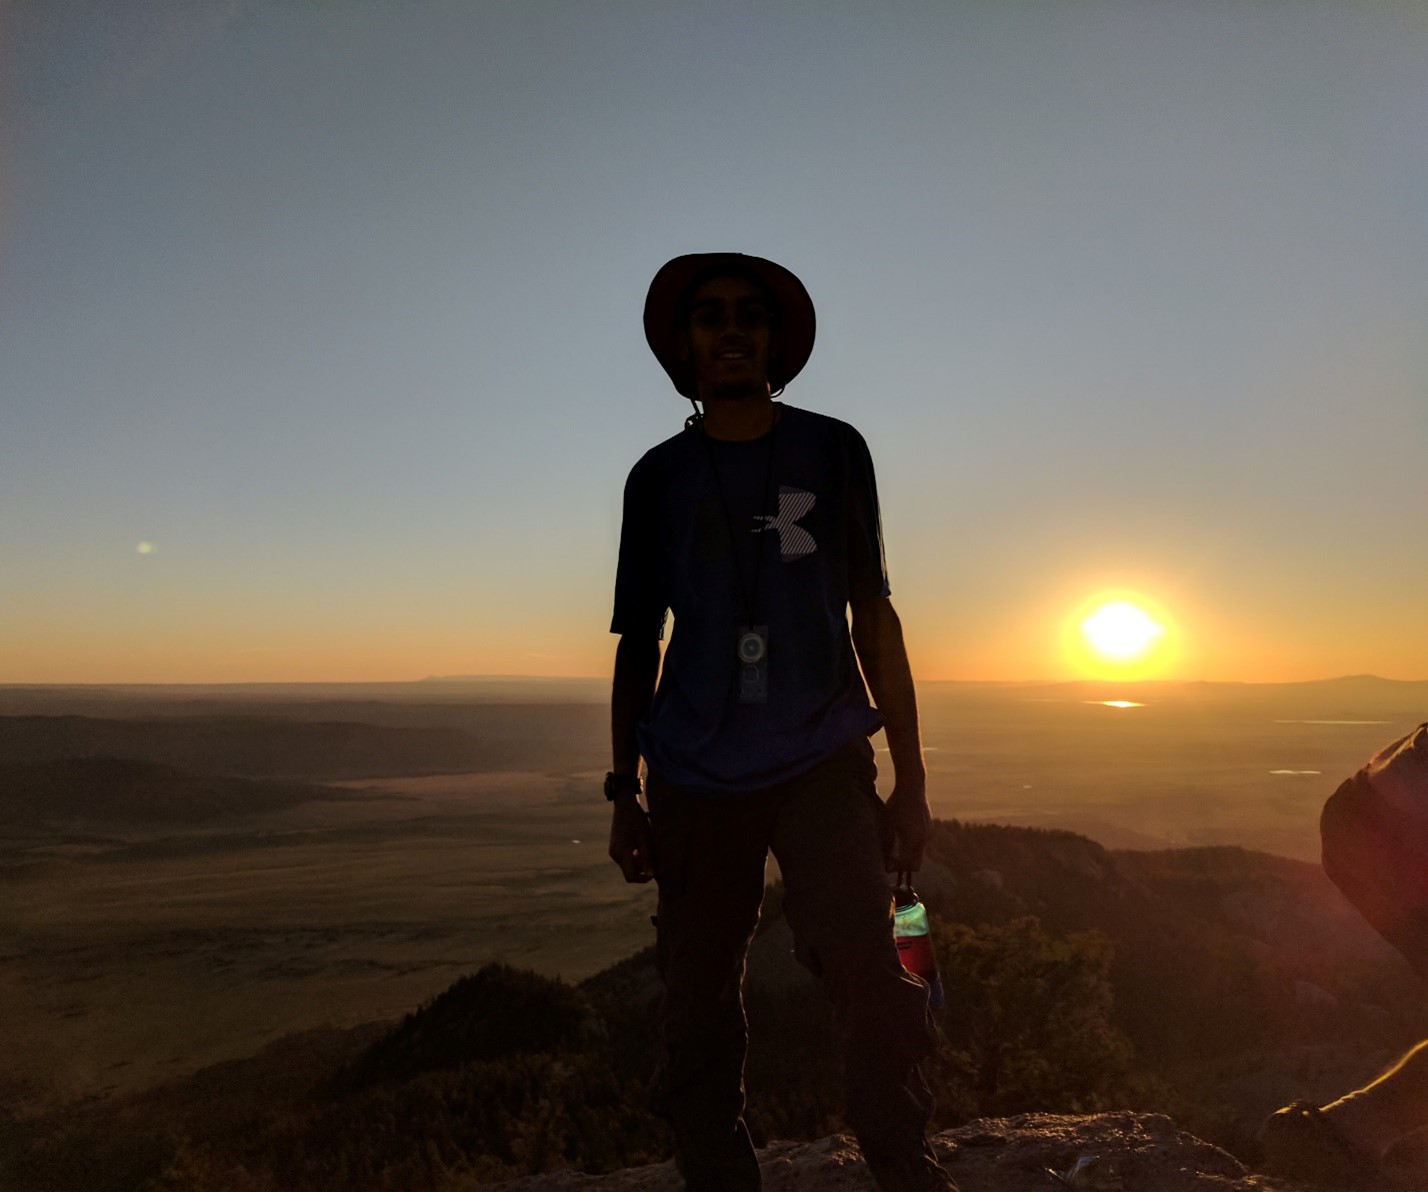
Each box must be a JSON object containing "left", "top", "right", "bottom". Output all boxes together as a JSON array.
[
  {"left": 0, "top": 710, "right": 603, "bottom": 780},
  {"left": 0, "top": 756, "right": 346, "bottom": 826},
  {"left": 3, "top": 820, "right": 1422, "bottom": 1190}
]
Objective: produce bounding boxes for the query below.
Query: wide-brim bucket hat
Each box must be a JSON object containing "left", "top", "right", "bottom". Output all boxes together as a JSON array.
[{"left": 643, "top": 252, "right": 816, "bottom": 399}]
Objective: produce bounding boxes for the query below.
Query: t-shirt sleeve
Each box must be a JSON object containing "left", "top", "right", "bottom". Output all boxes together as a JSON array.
[
  {"left": 845, "top": 428, "right": 892, "bottom": 602},
  {"left": 610, "top": 458, "right": 669, "bottom": 639}
]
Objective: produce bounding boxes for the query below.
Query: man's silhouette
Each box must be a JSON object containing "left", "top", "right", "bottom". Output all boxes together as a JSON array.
[{"left": 606, "top": 253, "right": 955, "bottom": 1192}]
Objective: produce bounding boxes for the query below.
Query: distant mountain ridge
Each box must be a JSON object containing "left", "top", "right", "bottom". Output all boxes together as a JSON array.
[{"left": 2, "top": 674, "right": 1423, "bottom": 701}]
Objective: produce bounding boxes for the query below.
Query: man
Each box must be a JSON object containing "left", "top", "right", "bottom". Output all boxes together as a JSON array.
[
  {"left": 1261, "top": 723, "right": 1428, "bottom": 1189},
  {"left": 1262, "top": 1051, "right": 1428, "bottom": 1188},
  {"left": 606, "top": 252, "right": 955, "bottom": 1192}
]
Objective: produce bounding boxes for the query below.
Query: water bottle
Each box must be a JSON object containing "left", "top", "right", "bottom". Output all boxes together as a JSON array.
[{"left": 893, "top": 874, "right": 943, "bottom": 1010}]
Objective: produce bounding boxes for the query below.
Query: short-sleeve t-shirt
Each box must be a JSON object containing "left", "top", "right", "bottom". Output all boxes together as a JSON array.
[{"left": 611, "top": 404, "right": 890, "bottom": 793}]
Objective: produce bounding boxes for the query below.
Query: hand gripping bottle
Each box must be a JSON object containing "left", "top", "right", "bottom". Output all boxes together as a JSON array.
[{"left": 893, "top": 874, "right": 944, "bottom": 1010}]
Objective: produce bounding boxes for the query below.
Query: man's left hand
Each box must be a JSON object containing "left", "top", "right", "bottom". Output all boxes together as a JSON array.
[{"left": 883, "top": 775, "right": 932, "bottom": 872}]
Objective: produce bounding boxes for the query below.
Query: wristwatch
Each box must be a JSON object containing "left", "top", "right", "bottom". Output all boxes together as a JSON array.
[{"left": 604, "top": 771, "right": 643, "bottom": 802}]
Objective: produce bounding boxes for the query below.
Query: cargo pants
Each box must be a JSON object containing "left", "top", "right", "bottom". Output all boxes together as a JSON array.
[{"left": 645, "top": 737, "right": 952, "bottom": 1192}]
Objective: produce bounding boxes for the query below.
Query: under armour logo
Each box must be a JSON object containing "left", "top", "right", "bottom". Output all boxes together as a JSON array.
[{"left": 755, "top": 487, "right": 817, "bottom": 560}]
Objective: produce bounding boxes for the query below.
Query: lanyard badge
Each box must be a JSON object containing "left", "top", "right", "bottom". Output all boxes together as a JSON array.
[
  {"left": 700, "top": 410, "right": 781, "bottom": 709},
  {"left": 737, "top": 625, "right": 768, "bottom": 704}
]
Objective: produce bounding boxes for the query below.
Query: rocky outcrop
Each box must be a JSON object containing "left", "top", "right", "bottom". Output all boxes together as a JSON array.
[{"left": 487, "top": 1112, "right": 1304, "bottom": 1190}]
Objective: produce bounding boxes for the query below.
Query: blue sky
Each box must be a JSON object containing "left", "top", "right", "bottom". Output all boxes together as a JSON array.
[{"left": 3, "top": 1, "right": 1425, "bottom": 682}]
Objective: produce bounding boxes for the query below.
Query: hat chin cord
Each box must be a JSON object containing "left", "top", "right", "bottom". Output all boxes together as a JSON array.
[{"left": 682, "top": 377, "right": 786, "bottom": 429}]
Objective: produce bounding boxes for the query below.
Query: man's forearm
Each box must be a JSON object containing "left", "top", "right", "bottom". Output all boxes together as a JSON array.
[
  {"left": 611, "top": 634, "right": 661, "bottom": 775},
  {"left": 850, "top": 598, "right": 924, "bottom": 780}
]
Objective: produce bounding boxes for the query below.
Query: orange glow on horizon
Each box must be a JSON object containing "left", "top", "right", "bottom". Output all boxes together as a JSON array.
[{"left": 4, "top": 587, "right": 1427, "bottom": 685}]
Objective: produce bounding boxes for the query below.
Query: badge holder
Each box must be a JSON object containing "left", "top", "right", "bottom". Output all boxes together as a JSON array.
[{"left": 737, "top": 625, "right": 768, "bottom": 704}]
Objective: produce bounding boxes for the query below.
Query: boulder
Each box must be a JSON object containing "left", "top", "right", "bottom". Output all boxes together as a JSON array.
[{"left": 487, "top": 1111, "right": 1308, "bottom": 1190}]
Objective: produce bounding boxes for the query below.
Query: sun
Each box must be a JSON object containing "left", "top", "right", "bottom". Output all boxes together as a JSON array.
[
  {"left": 1063, "top": 590, "right": 1177, "bottom": 678},
  {"left": 1081, "top": 601, "right": 1164, "bottom": 662}
]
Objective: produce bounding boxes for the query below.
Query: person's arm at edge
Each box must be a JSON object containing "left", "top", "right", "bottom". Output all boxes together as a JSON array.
[
  {"left": 608, "top": 633, "right": 660, "bottom": 883},
  {"left": 850, "top": 595, "right": 930, "bottom": 871}
]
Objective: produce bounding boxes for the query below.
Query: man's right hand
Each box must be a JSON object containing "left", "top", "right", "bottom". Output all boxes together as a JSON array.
[{"left": 608, "top": 794, "right": 655, "bottom": 883}]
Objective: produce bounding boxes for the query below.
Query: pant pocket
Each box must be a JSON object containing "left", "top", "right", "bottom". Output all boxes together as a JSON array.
[{"left": 646, "top": 774, "right": 694, "bottom": 901}]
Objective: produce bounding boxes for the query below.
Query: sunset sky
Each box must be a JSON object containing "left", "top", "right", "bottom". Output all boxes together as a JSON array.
[{"left": 3, "top": 1, "right": 1425, "bottom": 684}]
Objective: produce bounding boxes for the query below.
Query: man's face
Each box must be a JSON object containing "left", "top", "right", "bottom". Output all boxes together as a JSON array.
[{"left": 681, "top": 275, "right": 777, "bottom": 398}]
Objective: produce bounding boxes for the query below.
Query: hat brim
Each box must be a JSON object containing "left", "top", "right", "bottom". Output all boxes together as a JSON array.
[{"left": 643, "top": 252, "right": 816, "bottom": 400}]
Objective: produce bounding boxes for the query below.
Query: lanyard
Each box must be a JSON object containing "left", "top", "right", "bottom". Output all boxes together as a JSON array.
[{"left": 698, "top": 409, "right": 779, "bottom": 629}]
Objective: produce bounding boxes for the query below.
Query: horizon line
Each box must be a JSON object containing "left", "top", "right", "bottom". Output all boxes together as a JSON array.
[{"left": 1, "top": 672, "right": 1424, "bottom": 690}]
